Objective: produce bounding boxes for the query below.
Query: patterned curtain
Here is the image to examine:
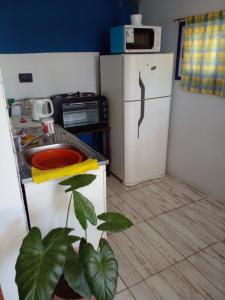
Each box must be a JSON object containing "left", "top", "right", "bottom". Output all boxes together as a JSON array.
[{"left": 181, "top": 10, "right": 225, "bottom": 97}]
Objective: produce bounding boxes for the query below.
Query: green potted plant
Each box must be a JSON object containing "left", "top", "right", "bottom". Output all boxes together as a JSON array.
[
  {"left": 130, "top": 0, "right": 143, "bottom": 25},
  {"left": 15, "top": 174, "right": 133, "bottom": 300}
]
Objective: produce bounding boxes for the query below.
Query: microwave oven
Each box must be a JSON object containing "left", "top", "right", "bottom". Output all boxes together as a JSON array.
[
  {"left": 51, "top": 93, "right": 108, "bottom": 133},
  {"left": 110, "top": 25, "right": 161, "bottom": 54}
]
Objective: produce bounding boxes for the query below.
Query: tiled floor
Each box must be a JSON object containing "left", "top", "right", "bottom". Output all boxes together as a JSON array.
[{"left": 107, "top": 174, "right": 225, "bottom": 300}]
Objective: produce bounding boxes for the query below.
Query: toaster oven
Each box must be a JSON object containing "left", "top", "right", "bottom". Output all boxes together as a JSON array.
[{"left": 51, "top": 93, "right": 108, "bottom": 133}]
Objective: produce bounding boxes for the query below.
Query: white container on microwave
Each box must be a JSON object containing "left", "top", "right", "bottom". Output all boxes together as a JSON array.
[{"left": 110, "top": 25, "right": 161, "bottom": 54}]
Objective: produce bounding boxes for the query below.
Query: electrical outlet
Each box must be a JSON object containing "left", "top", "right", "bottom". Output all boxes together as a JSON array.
[{"left": 18, "top": 73, "right": 33, "bottom": 83}]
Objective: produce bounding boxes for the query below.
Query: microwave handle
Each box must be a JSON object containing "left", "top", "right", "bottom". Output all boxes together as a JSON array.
[{"left": 138, "top": 72, "right": 145, "bottom": 138}]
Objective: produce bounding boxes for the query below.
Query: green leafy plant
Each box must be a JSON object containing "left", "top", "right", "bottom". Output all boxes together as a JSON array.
[{"left": 15, "top": 174, "right": 133, "bottom": 300}]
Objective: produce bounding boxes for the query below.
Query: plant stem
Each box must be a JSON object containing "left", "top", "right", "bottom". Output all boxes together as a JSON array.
[
  {"left": 85, "top": 230, "right": 87, "bottom": 241},
  {"left": 65, "top": 193, "right": 73, "bottom": 228},
  {"left": 97, "top": 231, "right": 104, "bottom": 252}
]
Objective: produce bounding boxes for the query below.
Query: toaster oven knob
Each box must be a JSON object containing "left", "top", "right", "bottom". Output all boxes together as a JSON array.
[
  {"left": 103, "top": 100, "right": 106, "bottom": 105},
  {"left": 103, "top": 107, "right": 107, "bottom": 112}
]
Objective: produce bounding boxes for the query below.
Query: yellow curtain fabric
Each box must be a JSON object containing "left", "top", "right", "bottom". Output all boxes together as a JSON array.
[{"left": 181, "top": 10, "right": 225, "bottom": 97}]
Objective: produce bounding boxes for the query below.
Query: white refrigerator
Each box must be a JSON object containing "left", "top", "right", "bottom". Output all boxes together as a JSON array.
[{"left": 100, "top": 53, "right": 174, "bottom": 186}]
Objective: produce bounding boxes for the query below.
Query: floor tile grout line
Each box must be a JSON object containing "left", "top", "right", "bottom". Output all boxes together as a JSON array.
[
  {"left": 162, "top": 173, "right": 207, "bottom": 198},
  {"left": 116, "top": 288, "right": 137, "bottom": 299},
  {"left": 152, "top": 178, "right": 200, "bottom": 200},
  {"left": 197, "top": 198, "right": 225, "bottom": 219},
  {"left": 107, "top": 179, "right": 206, "bottom": 202},
  {"left": 115, "top": 286, "right": 128, "bottom": 296},
  {"left": 134, "top": 184, "right": 188, "bottom": 212},
  {"left": 145, "top": 218, "right": 204, "bottom": 260},
  {"left": 150, "top": 207, "right": 222, "bottom": 247},
  {"left": 124, "top": 241, "right": 224, "bottom": 296},
  {"left": 123, "top": 221, "right": 184, "bottom": 269},
  {"left": 110, "top": 195, "right": 144, "bottom": 222},
  {"left": 108, "top": 173, "right": 207, "bottom": 199},
  {"left": 112, "top": 223, "right": 188, "bottom": 286},
  {"left": 205, "top": 198, "right": 225, "bottom": 210},
  {"left": 170, "top": 205, "right": 225, "bottom": 241},
  {"left": 110, "top": 233, "right": 153, "bottom": 281},
  {"left": 116, "top": 276, "right": 129, "bottom": 294},
  {"left": 125, "top": 257, "right": 187, "bottom": 290},
  {"left": 110, "top": 210, "right": 225, "bottom": 295},
  {"left": 187, "top": 249, "right": 225, "bottom": 297},
  {"left": 144, "top": 201, "right": 225, "bottom": 244},
  {"left": 127, "top": 287, "right": 137, "bottom": 300},
  {"left": 107, "top": 176, "right": 225, "bottom": 298},
  {"left": 184, "top": 241, "right": 219, "bottom": 260},
  {"left": 108, "top": 188, "right": 197, "bottom": 224},
  {"left": 187, "top": 201, "right": 225, "bottom": 231},
  {"left": 147, "top": 215, "right": 224, "bottom": 259},
  {"left": 109, "top": 198, "right": 222, "bottom": 255},
  {"left": 127, "top": 250, "right": 225, "bottom": 298}
]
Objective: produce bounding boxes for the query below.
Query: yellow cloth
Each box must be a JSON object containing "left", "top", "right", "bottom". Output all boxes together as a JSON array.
[{"left": 32, "top": 159, "right": 99, "bottom": 184}]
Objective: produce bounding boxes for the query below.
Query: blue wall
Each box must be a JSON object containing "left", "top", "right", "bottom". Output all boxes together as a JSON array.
[{"left": 0, "top": 0, "right": 131, "bottom": 54}]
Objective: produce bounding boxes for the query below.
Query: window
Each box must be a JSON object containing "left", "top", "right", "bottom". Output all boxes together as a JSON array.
[{"left": 181, "top": 10, "right": 225, "bottom": 97}]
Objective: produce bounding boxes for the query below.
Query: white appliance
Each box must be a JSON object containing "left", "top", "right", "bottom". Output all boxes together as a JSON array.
[
  {"left": 100, "top": 53, "right": 173, "bottom": 186},
  {"left": 110, "top": 25, "right": 161, "bottom": 54},
  {"left": 30, "top": 98, "right": 54, "bottom": 121}
]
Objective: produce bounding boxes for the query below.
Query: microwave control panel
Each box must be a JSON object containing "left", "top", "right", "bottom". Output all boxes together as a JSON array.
[{"left": 126, "top": 28, "right": 134, "bottom": 43}]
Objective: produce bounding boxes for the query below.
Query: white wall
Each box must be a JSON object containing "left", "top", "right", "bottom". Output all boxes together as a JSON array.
[
  {"left": 0, "top": 72, "right": 28, "bottom": 300},
  {"left": 0, "top": 52, "right": 99, "bottom": 99},
  {"left": 142, "top": 0, "right": 225, "bottom": 202}
]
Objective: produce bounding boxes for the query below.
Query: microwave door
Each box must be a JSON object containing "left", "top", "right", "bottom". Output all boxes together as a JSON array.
[{"left": 126, "top": 28, "right": 155, "bottom": 50}]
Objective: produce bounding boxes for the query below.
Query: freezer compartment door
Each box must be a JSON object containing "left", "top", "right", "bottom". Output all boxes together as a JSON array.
[
  {"left": 123, "top": 54, "right": 173, "bottom": 101},
  {"left": 123, "top": 97, "right": 171, "bottom": 186}
]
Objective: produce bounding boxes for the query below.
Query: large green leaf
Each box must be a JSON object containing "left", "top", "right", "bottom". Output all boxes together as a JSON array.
[
  {"left": 64, "top": 245, "right": 91, "bottom": 298},
  {"left": 15, "top": 227, "right": 72, "bottom": 300},
  {"left": 67, "top": 235, "right": 81, "bottom": 244},
  {"left": 97, "top": 212, "right": 133, "bottom": 233},
  {"left": 59, "top": 174, "right": 96, "bottom": 192},
  {"left": 73, "top": 190, "right": 97, "bottom": 230},
  {"left": 83, "top": 238, "right": 118, "bottom": 300}
]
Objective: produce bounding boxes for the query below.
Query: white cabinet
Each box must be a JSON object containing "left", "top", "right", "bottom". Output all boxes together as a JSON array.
[
  {"left": 0, "top": 70, "right": 28, "bottom": 300},
  {"left": 23, "top": 166, "right": 106, "bottom": 249}
]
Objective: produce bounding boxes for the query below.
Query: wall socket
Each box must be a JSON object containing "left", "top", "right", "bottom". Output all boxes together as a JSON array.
[{"left": 18, "top": 73, "right": 33, "bottom": 83}]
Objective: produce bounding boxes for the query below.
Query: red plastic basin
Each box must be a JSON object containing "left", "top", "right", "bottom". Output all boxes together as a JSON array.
[{"left": 31, "top": 148, "right": 83, "bottom": 170}]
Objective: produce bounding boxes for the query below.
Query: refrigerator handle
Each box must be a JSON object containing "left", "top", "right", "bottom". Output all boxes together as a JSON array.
[{"left": 138, "top": 72, "right": 145, "bottom": 138}]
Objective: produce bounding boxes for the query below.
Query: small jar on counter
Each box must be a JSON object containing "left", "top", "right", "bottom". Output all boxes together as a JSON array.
[{"left": 41, "top": 117, "right": 55, "bottom": 135}]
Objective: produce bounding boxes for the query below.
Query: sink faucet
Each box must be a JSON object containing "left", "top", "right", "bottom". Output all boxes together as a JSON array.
[
  {"left": 14, "top": 133, "right": 44, "bottom": 151},
  {"left": 21, "top": 133, "right": 44, "bottom": 150}
]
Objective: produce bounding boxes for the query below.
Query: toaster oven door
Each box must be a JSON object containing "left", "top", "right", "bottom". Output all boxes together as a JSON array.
[{"left": 62, "top": 101, "right": 100, "bottom": 129}]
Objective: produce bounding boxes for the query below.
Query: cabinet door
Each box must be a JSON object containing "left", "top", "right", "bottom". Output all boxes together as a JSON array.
[{"left": 24, "top": 166, "right": 106, "bottom": 249}]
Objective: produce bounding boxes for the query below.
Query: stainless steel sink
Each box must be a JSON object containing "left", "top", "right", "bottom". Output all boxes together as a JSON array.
[
  {"left": 16, "top": 125, "right": 108, "bottom": 183},
  {"left": 22, "top": 143, "right": 87, "bottom": 167}
]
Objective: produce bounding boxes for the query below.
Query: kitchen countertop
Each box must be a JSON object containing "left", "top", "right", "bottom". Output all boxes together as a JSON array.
[{"left": 14, "top": 124, "right": 109, "bottom": 184}]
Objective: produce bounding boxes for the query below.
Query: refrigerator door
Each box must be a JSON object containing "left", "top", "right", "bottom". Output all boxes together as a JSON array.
[
  {"left": 123, "top": 97, "right": 171, "bottom": 186},
  {"left": 123, "top": 54, "right": 173, "bottom": 101}
]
